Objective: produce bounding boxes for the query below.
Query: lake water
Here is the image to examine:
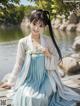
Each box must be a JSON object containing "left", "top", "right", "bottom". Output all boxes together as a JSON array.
[{"left": 0, "top": 27, "right": 80, "bottom": 80}]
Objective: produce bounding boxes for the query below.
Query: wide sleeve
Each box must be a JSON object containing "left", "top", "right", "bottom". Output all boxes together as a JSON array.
[
  {"left": 8, "top": 39, "right": 26, "bottom": 84},
  {"left": 45, "top": 36, "right": 60, "bottom": 71}
]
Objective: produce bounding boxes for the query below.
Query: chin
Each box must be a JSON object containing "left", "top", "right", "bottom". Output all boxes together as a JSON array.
[{"left": 32, "top": 31, "right": 40, "bottom": 35}]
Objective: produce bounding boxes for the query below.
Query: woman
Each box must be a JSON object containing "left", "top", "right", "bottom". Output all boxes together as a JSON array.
[{"left": 1, "top": 9, "right": 80, "bottom": 106}]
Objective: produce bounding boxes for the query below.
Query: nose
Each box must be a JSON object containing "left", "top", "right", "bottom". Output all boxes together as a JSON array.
[{"left": 35, "top": 26, "right": 39, "bottom": 30}]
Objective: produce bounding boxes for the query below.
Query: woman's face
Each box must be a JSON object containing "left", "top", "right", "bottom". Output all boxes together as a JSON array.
[{"left": 30, "top": 20, "right": 45, "bottom": 36}]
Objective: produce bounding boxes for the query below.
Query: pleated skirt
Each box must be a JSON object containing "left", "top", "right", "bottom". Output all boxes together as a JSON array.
[{"left": 12, "top": 53, "right": 76, "bottom": 106}]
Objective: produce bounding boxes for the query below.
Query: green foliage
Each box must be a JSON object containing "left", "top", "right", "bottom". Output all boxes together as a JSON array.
[
  {"left": 0, "top": 5, "right": 25, "bottom": 25},
  {"left": 28, "top": 0, "right": 79, "bottom": 19},
  {"left": 23, "top": 6, "right": 36, "bottom": 18},
  {"left": 0, "top": 2, "right": 36, "bottom": 25},
  {"left": 0, "top": 0, "right": 78, "bottom": 25},
  {"left": 0, "top": 0, "right": 19, "bottom": 5}
]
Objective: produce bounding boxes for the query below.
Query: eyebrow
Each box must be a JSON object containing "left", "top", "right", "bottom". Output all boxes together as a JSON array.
[{"left": 32, "top": 19, "right": 44, "bottom": 25}]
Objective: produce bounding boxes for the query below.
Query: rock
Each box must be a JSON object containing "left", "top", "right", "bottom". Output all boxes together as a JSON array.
[
  {"left": 59, "top": 24, "right": 66, "bottom": 31},
  {"left": 74, "top": 36, "right": 80, "bottom": 41},
  {"left": 53, "top": 18, "right": 62, "bottom": 29},
  {"left": 21, "top": 17, "right": 30, "bottom": 28},
  {"left": 51, "top": 18, "right": 56, "bottom": 25},
  {"left": 76, "top": 23, "right": 80, "bottom": 32},
  {"left": 71, "top": 53, "right": 80, "bottom": 59},
  {"left": 59, "top": 56, "right": 80, "bottom": 75},
  {"left": 59, "top": 20, "right": 69, "bottom": 31},
  {"left": 66, "top": 24, "right": 76, "bottom": 31},
  {"left": 20, "top": 17, "right": 30, "bottom": 35},
  {"left": 53, "top": 24, "right": 61, "bottom": 29},
  {"left": 72, "top": 36, "right": 80, "bottom": 51},
  {"left": 68, "top": 11, "right": 78, "bottom": 24}
]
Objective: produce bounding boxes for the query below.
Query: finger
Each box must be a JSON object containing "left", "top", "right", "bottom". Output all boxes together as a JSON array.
[
  {"left": 44, "top": 49, "right": 49, "bottom": 54},
  {"left": 0, "top": 83, "right": 6, "bottom": 88},
  {"left": 1, "top": 84, "right": 7, "bottom": 88},
  {"left": 0, "top": 84, "right": 9, "bottom": 88},
  {"left": 2, "top": 85, "right": 11, "bottom": 89},
  {"left": 5, "top": 86, "right": 11, "bottom": 89}
]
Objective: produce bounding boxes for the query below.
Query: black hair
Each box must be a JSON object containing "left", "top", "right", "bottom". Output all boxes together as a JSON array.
[{"left": 30, "top": 9, "right": 62, "bottom": 60}]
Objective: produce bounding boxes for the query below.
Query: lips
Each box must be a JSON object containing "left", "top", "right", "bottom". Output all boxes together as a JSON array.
[{"left": 33, "top": 30, "right": 39, "bottom": 33}]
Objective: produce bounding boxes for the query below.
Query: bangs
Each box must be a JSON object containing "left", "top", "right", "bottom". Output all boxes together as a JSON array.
[
  {"left": 30, "top": 11, "right": 47, "bottom": 26},
  {"left": 32, "top": 19, "right": 44, "bottom": 26}
]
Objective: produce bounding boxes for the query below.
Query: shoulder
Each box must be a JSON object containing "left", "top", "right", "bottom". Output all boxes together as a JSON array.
[
  {"left": 19, "top": 36, "right": 28, "bottom": 44},
  {"left": 18, "top": 34, "right": 30, "bottom": 46},
  {"left": 42, "top": 35, "right": 52, "bottom": 44},
  {"left": 18, "top": 35, "right": 29, "bottom": 50},
  {"left": 42, "top": 35, "right": 51, "bottom": 41}
]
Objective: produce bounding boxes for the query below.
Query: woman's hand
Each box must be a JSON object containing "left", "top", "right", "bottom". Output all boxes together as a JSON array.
[
  {"left": 32, "top": 40, "right": 51, "bottom": 58},
  {"left": 42, "top": 48, "right": 51, "bottom": 58},
  {"left": 0, "top": 82, "right": 13, "bottom": 89}
]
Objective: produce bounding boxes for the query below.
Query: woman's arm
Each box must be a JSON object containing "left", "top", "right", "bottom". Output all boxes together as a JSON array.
[
  {"left": 45, "top": 36, "right": 60, "bottom": 71},
  {"left": 8, "top": 39, "right": 26, "bottom": 84}
]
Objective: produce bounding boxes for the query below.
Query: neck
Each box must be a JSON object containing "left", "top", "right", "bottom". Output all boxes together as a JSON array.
[{"left": 31, "top": 33, "right": 40, "bottom": 41}]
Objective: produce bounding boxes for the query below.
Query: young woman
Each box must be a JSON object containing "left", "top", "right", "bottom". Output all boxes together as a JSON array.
[{"left": 1, "top": 9, "right": 80, "bottom": 106}]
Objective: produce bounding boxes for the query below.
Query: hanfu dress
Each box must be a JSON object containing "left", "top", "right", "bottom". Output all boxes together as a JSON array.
[{"left": 8, "top": 34, "right": 80, "bottom": 106}]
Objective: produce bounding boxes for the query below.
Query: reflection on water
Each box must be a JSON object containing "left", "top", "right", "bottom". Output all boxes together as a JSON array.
[
  {"left": 0, "top": 27, "right": 24, "bottom": 42},
  {"left": 0, "top": 27, "right": 80, "bottom": 80},
  {"left": 53, "top": 29, "right": 77, "bottom": 56}
]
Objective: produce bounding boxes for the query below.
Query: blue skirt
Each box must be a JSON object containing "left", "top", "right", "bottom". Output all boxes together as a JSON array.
[{"left": 12, "top": 53, "right": 76, "bottom": 106}]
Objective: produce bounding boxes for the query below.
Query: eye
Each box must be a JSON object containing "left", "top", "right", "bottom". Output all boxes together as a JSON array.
[
  {"left": 40, "top": 24, "right": 43, "bottom": 27},
  {"left": 33, "top": 23, "right": 36, "bottom": 25}
]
